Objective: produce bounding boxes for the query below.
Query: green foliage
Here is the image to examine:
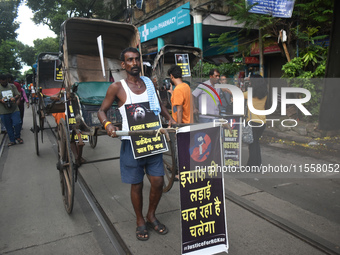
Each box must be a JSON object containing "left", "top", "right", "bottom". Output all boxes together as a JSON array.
[
  {"left": 281, "top": 19, "right": 329, "bottom": 120},
  {"left": 281, "top": 56, "right": 326, "bottom": 119},
  {"left": 0, "top": 0, "right": 21, "bottom": 75},
  {"left": 218, "top": 63, "right": 243, "bottom": 77},
  {"left": 0, "top": 40, "right": 22, "bottom": 75},
  {"left": 26, "top": 0, "right": 116, "bottom": 35},
  {"left": 192, "top": 62, "right": 217, "bottom": 77},
  {"left": 0, "top": 0, "right": 20, "bottom": 41},
  {"left": 192, "top": 61, "right": 243, "bottom": 79},
  {"left": 33, "top": 37, "right": 59, "bottom": 55}
]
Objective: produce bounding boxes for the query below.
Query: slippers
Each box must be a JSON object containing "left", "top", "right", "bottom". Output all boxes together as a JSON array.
[
  {"left": 136, "top": 225, "right": 149, "bottom": 241},
  {"left": 147, "top": 219, "right": 168, "bottom": 235},
  {"left": 16, "top": 138, "right": 23, "bottom": 144},
  {"left": 8, "top": 142, "right": 16, "bottom": 147}
]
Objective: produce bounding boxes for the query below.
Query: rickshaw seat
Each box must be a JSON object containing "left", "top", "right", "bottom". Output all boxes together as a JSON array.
[
  {"left": 42, "top": 88, "right": 63, "bottom": 97},
  {"left": 73, "top": 81, "right": 113, "bottom": 106}
]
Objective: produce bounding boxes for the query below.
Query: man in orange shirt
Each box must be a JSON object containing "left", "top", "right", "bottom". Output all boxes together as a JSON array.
[{"left": 167, "top": 65, "right": 192, "bottom": 124}]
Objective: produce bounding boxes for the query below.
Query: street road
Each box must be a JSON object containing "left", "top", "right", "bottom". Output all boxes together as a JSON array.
[{"left": 0, "top": 109, "right": 339, "bottom": 254}]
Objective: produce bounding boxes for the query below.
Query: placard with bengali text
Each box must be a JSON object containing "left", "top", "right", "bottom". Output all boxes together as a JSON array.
[{"left": 125, "top": 102, "right": 168, "bottom": 159}]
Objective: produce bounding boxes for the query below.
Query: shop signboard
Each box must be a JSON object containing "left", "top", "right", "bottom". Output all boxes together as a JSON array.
[
  {"left": 138, "top": 2, "right": 191, "bottom": 43},
  {"left": 244, "top": 57, "right": 259, "bottom": 64}
]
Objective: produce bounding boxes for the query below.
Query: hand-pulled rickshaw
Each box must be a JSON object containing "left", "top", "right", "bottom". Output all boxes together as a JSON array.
[
  {"left": 152, "top": 44, "right": 202, "bottom": 112},
  {"left": 30, "top": 52, "right": 65, "bottom": 156},
  {"left": 56, "top": 18, "right": 177, "bottom": 214}
]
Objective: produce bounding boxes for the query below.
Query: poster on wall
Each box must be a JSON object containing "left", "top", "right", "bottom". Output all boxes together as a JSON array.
[
  {"left": 177, "top": 124, "right": 228, "bottom": 255},
  {"left": 175, "top": 54, "right": 191, "bottom": 77}
]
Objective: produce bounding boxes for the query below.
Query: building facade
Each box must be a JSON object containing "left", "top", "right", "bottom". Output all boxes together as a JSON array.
[{"left": 110, "top": 0, "right": 286, "bottom": 78}]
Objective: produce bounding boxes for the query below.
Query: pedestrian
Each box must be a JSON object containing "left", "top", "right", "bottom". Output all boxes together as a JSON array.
[
  {"left": 0, "top": 74, "right": 23, "bottom": 146},
  {"left": 98, "top": 47, "right": 175, "bottom": 241},
  {"left": 167, "top": 64, "right": 192, "bottom": 124},
  {"left": 6, "top": 75, "right": 29, "bottom": 127},
  {"left": 192, "top": 68, "right": 220, "bottom": 123},
  {"left": 218, "top": 75, "right": 233, "bottom": 115},
  {"left": 244, "top": 74, "right": 268, "bottom": 167}
]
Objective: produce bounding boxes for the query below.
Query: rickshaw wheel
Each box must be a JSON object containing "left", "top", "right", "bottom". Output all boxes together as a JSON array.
[
  {"left": 31, "top": 103, "right": 39, "bottom": 156},
  {"left": 38, "top": 103, "right": 44, "bottom": 144},
  {"left": 89, "top": 135, "right": 97, "bottom": 148},
  {"left": 162, "top": 132, "right": 177, "bottom": 193},
  {"left": 57, "top": 118, "right": 75, "bottom": 214}
]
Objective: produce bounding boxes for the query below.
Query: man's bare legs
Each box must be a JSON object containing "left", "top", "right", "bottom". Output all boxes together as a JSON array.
[
  {"left": 146, "top": 175, "right": 163, "bottom": 224},
  {"left": 130, "top": 175, "right": 166, "bottom": 237}
]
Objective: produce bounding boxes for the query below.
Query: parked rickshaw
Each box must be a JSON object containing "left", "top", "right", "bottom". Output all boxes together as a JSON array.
[
  {"left": 30, "top": 52, "right": 65, "bottom": 156},
  {"left": 56, "top": 18, "right": 177, "bottom": 214},
  {"left": 153, "top": 44, "right": 202, "bottom": 93}
]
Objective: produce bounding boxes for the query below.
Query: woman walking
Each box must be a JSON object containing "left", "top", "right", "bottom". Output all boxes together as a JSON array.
[{"left": 244, "top": 74, "right": 268, "bottom": 167}]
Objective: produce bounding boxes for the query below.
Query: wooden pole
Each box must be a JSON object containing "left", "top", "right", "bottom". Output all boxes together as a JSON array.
[{"left": 280, "top": 30, "right": 291, "bottom": 62}]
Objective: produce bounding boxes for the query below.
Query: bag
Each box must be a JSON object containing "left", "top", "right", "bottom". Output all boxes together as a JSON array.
[
  {"left": 218, "top": 89, "right": 233, "bottom": 115},
  {"left": 242, "top": 125, "right": 254, "bottom": 144}
]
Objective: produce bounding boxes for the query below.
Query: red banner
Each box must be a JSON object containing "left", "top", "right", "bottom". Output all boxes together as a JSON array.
[{"left": 251, "top": 39, "right": 281, "bottom": 55}]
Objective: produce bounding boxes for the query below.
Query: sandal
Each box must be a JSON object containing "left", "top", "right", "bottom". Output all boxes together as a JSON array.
[
  {"left": 8, "top": 142, "right": 16, "bottom": 147},
  {"left": 136, "top": 225, "right": 149, "bottom": 241},
  {"left": 147, "top": 219, "right": 168, "bottom": 235},
  {"left": 16, "top": 138, "right": 23, "bottom": 144}
]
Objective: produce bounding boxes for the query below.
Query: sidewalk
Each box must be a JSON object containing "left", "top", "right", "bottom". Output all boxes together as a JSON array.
[{"left": 263, "top": 119, "right": 340, "bottom": 153}]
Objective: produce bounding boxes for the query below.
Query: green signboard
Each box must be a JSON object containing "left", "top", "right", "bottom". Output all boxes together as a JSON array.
[{"left": 138, "top": 2, "right": 191, "bottom": 43}]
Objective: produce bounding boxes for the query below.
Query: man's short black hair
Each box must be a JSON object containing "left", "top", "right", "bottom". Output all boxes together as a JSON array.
[
  {"left": 209, "top": 68, "right": 219, "bottom": 76},
  {"left": 120, "top": 47, "right": 140, "bottom": 61},
  {"left": 0, "top": 74, "right": 7, "bottom": 80},
  {"left": 167, "top": 64, "right": 182, "bottom": 79}
]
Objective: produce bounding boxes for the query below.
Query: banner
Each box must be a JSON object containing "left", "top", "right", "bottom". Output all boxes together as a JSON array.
[
  {"left": 177, "top": 124, "right": 228, "bottom": 255},
  {"left": 125, "top": 102, "right": 168, "bottom": 159},
  {"left": 247, "top": 0, "right": 295, "bottom": 18}
]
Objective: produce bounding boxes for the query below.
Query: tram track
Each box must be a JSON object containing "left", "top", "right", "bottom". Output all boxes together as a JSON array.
[
  {"left": 225, "top": 189, "right": 340, "bottom": 255},
  {"left": 45, "top": 117, "right": 132, "bottom": 255},
  {"left": 0, "top": 132, "right": 7, "bottom": 157}
]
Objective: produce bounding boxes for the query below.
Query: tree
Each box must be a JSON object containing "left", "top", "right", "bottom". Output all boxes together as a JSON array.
[
  {"left": 0, "top": 0, "right": 21, "bottom": 74},
  {"left": 25, "top": 0, "right": 114, "bottom": 35},
  {"left": 210, "top": 0, "right": 334, "bottom": 119},
  {"left": 0, "top": 40, "right": 21, "bottom": 75},
  {"left": 0, "top": 0, "right": 21, "bottom": 41},
  {"left": 210, "top": 0, "right": 333, "bottom": 63},
  {"left": 16, "top": 37, "right": 59, "bottom": 69}
]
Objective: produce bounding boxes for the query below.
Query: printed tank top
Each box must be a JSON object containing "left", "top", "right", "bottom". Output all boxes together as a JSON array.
[{"left": 118, "top": 79, "right": 148, "bottom": 140}]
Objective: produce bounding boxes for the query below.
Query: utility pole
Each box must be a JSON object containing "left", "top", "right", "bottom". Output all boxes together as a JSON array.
[
  {"left": 259, "top": 29, "right": 264, "bottom": 77},
  {"left": 318, "top": 0, "right": 340, "bottom": 130}
]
